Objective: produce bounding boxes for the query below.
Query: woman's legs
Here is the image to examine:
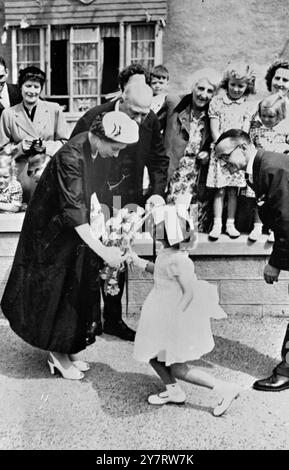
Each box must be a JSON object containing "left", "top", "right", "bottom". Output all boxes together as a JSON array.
[
  {"left": 226, "top": 187, "right": 240, "bottom": 238},
  {"left": 48, "top": 352, "right": 84, "bottom": 379},
  {"left": 209, "top": 188, "right": 225, "bottom": 239}
]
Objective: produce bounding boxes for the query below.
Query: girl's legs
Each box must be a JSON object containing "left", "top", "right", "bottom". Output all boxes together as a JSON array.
[
  {"left": 248, "top": 203, "right": 263, "bottom": 241},
  {"left": 148, "top": 358, "right": 186, "bottom": 405},
  {"left": 209, "top": 188, "right": 225, "bottom": 240},
  {"left": 171, "top": 362, "right": 241, "bottom": 417},
  {"left": 226, "top": 187, "right": 240, "bottom": 238}
]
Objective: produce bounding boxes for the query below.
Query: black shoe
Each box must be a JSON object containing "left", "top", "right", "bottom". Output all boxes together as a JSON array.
[
  {"left": 253, "top": 370, "right": 289, "bottom": 391},
  {"left": 103, "top": 320, "right": 135, "bottom": 341},
  {"left": 85, "top": 321, "right": 103, "bottom": 345}
]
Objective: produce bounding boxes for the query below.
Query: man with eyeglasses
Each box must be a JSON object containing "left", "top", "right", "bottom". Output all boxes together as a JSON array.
[
  {"left": 71, "top": 71, "right": 169, "bottom": 342},
  {"left": 0, "top": 57, "right": 21, "bottom": 117},
  {"left": 215, "top": 128, "right": 289, "bottom": 392}
]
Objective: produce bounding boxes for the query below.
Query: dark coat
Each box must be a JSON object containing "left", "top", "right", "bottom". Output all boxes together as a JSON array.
[
  {"left": 164, "top": 93, "right": 212, "bottom": 180},
  {"left": 70, "top": 99, "right": 169, "bottom": 208},
  {"left": 0, "top": 83, "right": 22, "bottom": 117},
  {"left": 253, "top": 149, "right": 289, "bottom": 271},
  {"left": 1, "top": 132, "right": 110, "bottom": 353}
]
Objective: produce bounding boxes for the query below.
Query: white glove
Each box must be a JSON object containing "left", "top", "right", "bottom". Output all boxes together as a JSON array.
[{"left": 102, "top": 246, "right": 127, "bottom": 268}]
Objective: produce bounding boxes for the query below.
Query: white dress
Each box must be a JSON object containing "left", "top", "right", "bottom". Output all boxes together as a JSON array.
[{"left": 133, "top": 248, "right": 226, "bottom": 366}]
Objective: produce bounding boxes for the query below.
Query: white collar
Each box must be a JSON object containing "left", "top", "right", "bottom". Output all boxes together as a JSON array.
[
  {"left": 223, "top": 93, "right": 246, "bottom": 105},
  {"left": 246, "top": 146, "right": 258, "bottom": 175}
]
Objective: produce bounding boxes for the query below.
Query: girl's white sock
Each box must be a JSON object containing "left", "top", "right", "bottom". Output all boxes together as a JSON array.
[
  {"left": 166, "top": 383, "right": 183, "bottom": 395},
  {"left": 226, "top": 218, "right": 235, "bottom": 227},
  {"left": 213, "top": 217, "right": 222, "bottom": 227}
]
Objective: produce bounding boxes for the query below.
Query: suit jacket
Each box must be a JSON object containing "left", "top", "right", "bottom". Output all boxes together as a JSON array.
[
  {"left": 0, "top": 83, "right": 22, "bottom": 117},
  {"left": 70, "top": 99, "right": 169, "bottom": 208},
  {"left": 0, "top": 99, "right": 70, "bottom": 158},
  {"left": 164, "top": 93, "right": 212, "bottom": 180},
  {"left": 253, "top": 149, "right": 289, "bottom": 270}
]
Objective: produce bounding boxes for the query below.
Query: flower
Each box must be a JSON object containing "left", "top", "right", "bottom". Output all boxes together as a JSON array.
[{"left": 98, "top": 207, "right": 144, "bottom": 296}]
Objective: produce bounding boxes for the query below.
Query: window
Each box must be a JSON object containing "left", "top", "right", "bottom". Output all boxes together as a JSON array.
[
  {"left": 71, "top": 28, "right": 100, "bottom": 112},
  {"left": 131, "top": 25, "right": 155, "bottom": 71},
  {"left": 12, "top": 22, "right": 161, "bottom": 113},
  {"left": 16, "top": 29, "right": 41, "bottom": 71}
]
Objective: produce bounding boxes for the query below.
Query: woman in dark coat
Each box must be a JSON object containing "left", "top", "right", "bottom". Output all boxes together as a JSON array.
[{"left": 1, "top": 111, "right": 138, "bottom": 380}]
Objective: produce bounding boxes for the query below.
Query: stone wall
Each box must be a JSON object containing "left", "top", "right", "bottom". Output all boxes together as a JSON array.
[{"left": 163, "top": 0, "right": 289, "bottom": 97}]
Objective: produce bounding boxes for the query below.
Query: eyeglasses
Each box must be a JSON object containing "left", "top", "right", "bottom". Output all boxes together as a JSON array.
[{"left": 218, "top": 145, "right": 241, "bottom": 166}]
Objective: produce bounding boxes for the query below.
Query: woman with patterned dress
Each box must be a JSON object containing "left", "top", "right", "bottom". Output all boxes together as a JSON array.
[{"left": 165, "top": 68, "right": 221, "bottom": 233}]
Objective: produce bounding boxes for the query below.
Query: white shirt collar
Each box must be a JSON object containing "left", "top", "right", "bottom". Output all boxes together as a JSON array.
[{"left": 246, "top": 146, "right": 258, "bottom": 175}]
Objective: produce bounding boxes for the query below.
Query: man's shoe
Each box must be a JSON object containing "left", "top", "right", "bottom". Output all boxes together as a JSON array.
[
  {"left": 85, "top": 321, "right": 103, "bottom": 345},
  {"left": 103, "top": 320, "right": 136, "bottom": 341},
  {"left": 253, "top": 370, "right": 289, "bottom": 391}
]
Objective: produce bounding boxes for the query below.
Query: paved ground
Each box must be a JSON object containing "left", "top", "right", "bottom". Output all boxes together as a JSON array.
[{"left": 0, "top": 314, "right": 289, "bottom": 450}]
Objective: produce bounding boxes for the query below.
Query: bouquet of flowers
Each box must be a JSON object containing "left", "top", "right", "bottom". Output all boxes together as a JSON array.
[{"left": 100, "top": 207, "right": 144, "bottom": 296}]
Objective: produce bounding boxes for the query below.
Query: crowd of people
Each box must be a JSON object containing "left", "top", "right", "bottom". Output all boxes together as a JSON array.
[{"left": 1, "top": 55, "right": 289, "bottom": 416}]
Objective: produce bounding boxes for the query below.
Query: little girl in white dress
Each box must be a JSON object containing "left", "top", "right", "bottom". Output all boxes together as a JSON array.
[{"left": 131, "top": 202, "right": 241, "bottom": 417}]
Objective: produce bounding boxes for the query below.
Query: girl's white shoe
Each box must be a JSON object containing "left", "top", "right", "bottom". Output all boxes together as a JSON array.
[
  {"left": 148, "top": 390, "right": 186, "bottom": 405},
  {"left": 226, "top": 225, "right": 240, "bottom": 238},
  {"left": 267, "top": 231, "right": 275, "bottom": 243},
  {"left": 213, "top": 387, "right": 241, "bottom": 417},
  {"left": 47, "top": 353, "right": 84, "bottom": 380}
]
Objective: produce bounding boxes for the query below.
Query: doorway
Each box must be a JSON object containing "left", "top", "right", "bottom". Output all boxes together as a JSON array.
[{"left": 101, "top": 37, "right": 119, "bottom": 100}]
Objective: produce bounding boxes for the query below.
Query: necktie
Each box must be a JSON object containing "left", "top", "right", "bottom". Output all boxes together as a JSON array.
[{"left": 245, "top": 172, "right": 254, "bottom": 190}]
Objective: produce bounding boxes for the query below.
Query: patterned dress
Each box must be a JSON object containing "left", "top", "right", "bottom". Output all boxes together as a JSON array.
[
  {"left": 0, "top": 179, "right": 22, "bottom": 210},
  {"left": 242, "top": 114, "right": 289, "bottom": 198},
  {"left": 167, "top": 110, "right": 212, "bottom": 232},
  {"left": 206, "top": 94, "right": 256, "bottom": 188}
]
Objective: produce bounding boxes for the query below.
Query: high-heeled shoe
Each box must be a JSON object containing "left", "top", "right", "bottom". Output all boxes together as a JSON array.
[
  {"left": 71, "top": 360, "right": 90, "bottom": 372},
  {"left": 47, "top": 354, "right": 84, "bottom": 380},
  {"left": 213, "top": 387, "right": 241, "bottom": 417}
]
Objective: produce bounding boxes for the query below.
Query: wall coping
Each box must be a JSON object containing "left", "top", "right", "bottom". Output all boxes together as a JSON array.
[{"left": 0, "top": 213, "right": 274, "bottom": 257}]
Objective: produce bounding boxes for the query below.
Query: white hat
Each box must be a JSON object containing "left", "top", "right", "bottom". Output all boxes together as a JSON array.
[
  {"left": 150, "top": 202, "right": 196, "bottom": 247},
  {"left": 102, "top": 111, "right": 139, "bottom": 144}
]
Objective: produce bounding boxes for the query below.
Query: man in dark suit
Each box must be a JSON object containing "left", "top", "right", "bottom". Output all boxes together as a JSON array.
[
  {"left": 214, "top": 128, "right": 289, "bottom": 391},
  {"left": 0, "top": 57, "right": 22, "bottom": 117},
  {"left": 71, "top": 81, "right": 169, "bottom": 342}
]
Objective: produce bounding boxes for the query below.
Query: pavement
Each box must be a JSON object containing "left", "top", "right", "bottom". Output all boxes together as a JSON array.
[{"left": 0, "top": 314, "right": 289, "bottom": 450}]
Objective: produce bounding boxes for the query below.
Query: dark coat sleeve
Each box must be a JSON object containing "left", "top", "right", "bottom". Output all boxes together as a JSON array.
[
  {"left": 70, "top": 112, "right": 92, "bottom": 138},
  {"left": 146, "top": 114, "right": 169, "bottom": 197},
  {"left": 56, "top": 148, "right": 89, "bottom": 228},
  {"left": 259, "top": 164, "right": 289, "bottom": 270}
]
